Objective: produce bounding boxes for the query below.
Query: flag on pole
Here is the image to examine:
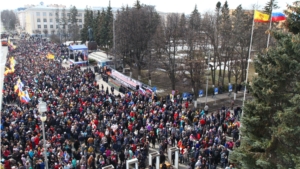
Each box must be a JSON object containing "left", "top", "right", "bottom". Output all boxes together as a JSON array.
[
  {"left": 14, "top": 79, "right": 24, "bottom": 94},
  {"left": 20, "top": 91, "right": 30, "bottom": 103},
  {"left": 254, "top": 10, "right": 270, "bottom": 23},
  {"left": 25, "top": 90, "right": 31, "bottom": 101},
  {"left": 139, "top": 88, "right": 146, "bottom": 95},
  {"left": 46, "top": 53, "right": 55, "bottom": 60},
  {"left": 272, "top": 12, "right": 286, "bottom": 22}
]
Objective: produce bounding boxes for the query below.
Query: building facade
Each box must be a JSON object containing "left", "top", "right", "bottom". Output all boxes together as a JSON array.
[{"left": 17, "top": 3, "right": 85, "bottom": 36}]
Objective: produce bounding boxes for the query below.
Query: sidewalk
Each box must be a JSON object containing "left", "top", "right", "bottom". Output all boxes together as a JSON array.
[
  {"left": 96, "top": 75, "right": 124, "bottom": 97},
  {"left": 197, "top": 91, "right": 245, "bottom": 104}
]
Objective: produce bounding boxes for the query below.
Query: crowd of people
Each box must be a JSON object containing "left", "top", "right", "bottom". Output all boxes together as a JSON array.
[{"left": 0, "top": 37, "right": 240, "bottom": 169}]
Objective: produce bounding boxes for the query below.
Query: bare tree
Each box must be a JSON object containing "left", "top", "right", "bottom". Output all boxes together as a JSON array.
[
  {"left": 61, "top": 7, "right": 68, "bottom": 43},
  {"left": 231, "top": 5, "right": 253, "bottom": 83},
  {"left": 202, "top": 12, "right": 219, "bottom": 86},
  {"left": 36, "top": 29, "right": 41, "bottom": 34},
  {"left": 43, "top": 29, "right": 48, "bottom": 37},
  {"left": 50, "top": 34, "right": 60, "bottom": 43},
  {"left": 228, "top": 59, "right": 242, "bottom": 93},
  {"left": 69, "top": 5, "right": 80, "bottom": 42},
  {"left": 182, "top": 5, "right": 206, "bottom": 98},
  {"left": 218, "top": 1, "right": 232, "bottom": 87},
  {"left": 160, "top": 13, "right": 181, "bottom": 90},
  {"left": 115, "top": 2, "right": 160, "bottom": 79}
]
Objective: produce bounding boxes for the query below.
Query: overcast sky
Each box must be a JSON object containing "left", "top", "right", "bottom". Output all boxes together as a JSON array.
[{"left": 0, "top": 0, "right": 295, "bottom": 14}]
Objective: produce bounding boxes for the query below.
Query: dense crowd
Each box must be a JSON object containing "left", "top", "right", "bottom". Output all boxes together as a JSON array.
[{"left": 1, "top": 38, "right": 240, "bottom": 169}]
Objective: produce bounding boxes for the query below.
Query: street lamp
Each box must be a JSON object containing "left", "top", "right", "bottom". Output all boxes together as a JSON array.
[
  {"left": 38, "top": 98, "right": 48, "bottom": 169},
  {"left": 58, "top": 22, "right": 62, "bottom": 45},
  {"left": 204, "top": 53, "right": 212, "bottom": 105}
]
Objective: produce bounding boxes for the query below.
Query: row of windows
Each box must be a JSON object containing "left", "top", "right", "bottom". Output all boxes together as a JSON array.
[
  {"left": 36, "top": 12, "right": 82, "bottom": 17},
  {"left": 37, "top": 25, "right": 83, "bottom": 29},
  {"left": 37, "top": 18, "right": 82, "bottom": 22}
]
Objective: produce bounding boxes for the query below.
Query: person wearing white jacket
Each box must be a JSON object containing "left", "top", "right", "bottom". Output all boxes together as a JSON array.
[{"left": 195, "top": 159, "right": 201, "bottom": 168}]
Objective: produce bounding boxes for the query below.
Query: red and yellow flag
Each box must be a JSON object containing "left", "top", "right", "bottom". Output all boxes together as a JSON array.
[{"left": 254, "top": 10, "right": 270, "bottom": 23}]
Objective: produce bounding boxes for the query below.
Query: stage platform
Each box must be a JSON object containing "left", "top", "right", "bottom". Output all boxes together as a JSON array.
[{"left": 69, "top": 59, "right": 88, "bottom": 66}]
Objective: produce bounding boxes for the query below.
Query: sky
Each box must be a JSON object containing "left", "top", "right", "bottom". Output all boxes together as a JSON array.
[{"left": 0, "top": 0, "right": 295, "bottom": 14}]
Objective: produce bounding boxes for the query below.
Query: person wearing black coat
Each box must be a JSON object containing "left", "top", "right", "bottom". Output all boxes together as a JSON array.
[
  {"left": 74, "top": 140, "right": 80, "bottom": 151},
  {"left": 119, "top": 151, "right": 125, "bottom": 163},
  {"left": 160, "top": 152, "right": 165, "bottom": 164}
]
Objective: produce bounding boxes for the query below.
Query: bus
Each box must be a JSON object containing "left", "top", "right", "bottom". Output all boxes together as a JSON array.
[
  {"left": 1, "top": 33, "right": 8, "bottom": 46},
  {"left": 1, "top": 39, "right": 8, "bottom": 46}
]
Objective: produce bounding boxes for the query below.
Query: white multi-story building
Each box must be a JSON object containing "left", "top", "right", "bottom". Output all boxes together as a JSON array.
[{"left": 17, "top": 3, "right": 85, "bottom": 35}]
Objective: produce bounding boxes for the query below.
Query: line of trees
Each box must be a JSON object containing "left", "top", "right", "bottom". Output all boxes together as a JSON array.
[
  {"left": 79, "top": 0, "right": 280, "bottom": 97},
  {"left": 48, "top": 5, "right": 80, "bottom": 43},
  {"left": 81, "top": 3, "right": 114, "bottom": 51},
  {"left": 1, "top": 10, "right": 18, "bottom": 30}
]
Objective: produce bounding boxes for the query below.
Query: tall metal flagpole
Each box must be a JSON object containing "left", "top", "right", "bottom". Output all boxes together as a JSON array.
[
  {"left": 266, "top": 1, "right": 273, "bottom": 48},
  {"left": 240, "top": 9, "right": 256, "bottom": 139}
]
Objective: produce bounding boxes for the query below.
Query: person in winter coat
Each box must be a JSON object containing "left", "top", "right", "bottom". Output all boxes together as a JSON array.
[{"left": 119, "top": 151, "right": 125, "bottom": 164}]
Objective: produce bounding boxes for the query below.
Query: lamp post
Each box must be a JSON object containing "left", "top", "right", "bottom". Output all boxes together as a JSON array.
[
  {"left": 59, "top": 22, "right": 62, "bottom": 45},
  {"left": 204, "top": 52, "right": 212, "bottom": 105},
  {"left": 38, "top": 98, "right": 48, "bottom": 169},
  {"left": 113, "top": 14, "right": 116, "bottom": 69}
]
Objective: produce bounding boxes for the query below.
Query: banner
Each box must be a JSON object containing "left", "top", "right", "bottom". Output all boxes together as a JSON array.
[
  {"left": 228, "top": 84, "right": 233, "bottom": 92},
  {"left": 214, "top": 88, "right": 218, "bottom": 95},
  {"left": 152, "top": 86, "right": 157, "bottom": 92},
  {"left": 182, "top": 92, "right": 189, "bottom": 100},
  {"left": 110, "top": 69, "right": 142, "bottom": 89},
  {"left": 199, "top": 90, "right": 203, "bottom": 97}
]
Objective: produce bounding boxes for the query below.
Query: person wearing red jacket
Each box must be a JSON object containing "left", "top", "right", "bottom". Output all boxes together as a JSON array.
[
  {"left": 200, "top": 119, "right": 206, "bottom": 126},
  {"left": 185, "top": 101, "right": 189, "bottom": 109},
  {"left": 128, "top": 123, "right": 133, "bottom": 132},
  {"left": 54, "top": 162, "right": 60, "bottom": 169}
]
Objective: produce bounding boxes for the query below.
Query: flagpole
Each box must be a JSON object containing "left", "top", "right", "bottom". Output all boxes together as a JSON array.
[
  {"left": 267, "top": 1, "right": 273, "bottom": 48},
  {"left": 240, "top": 9, "right": 255, "bottom": 140}
]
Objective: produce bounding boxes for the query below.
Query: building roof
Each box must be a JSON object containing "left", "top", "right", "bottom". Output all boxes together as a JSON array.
[
  {"left": 69, "top": 45, "right": 88, "bottom": 50},
  {"left": 19, "top": 4, "right": 118, "bottom": 12},
  {"left": 20, "top": 4, "right": 85, "bottom": 11}
]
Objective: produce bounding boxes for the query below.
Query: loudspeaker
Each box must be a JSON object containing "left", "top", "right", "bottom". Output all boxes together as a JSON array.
[
  {"left": 136, "top": 85, "right": 139, "bottom": 90},
  {"left": 94, "top": 66, "right": 99, "bottom": 73}
]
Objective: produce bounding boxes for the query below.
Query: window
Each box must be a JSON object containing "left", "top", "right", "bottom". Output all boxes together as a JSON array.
[
  {"left": 50, "top": 19, "right": 53, "bottom": 22},
  {"left": 79, "top": 25, "right": 82, "bottom": 28},
  {"left": 56, "top": 25, "right": 59, "bottom": 29},
  {"left": 37, "top": 25, "right": 41, "bottom": 28},
  {"left": 44, "top": 25, "right": 47, "bottom": 28},
  {"left": 68, "top": 24, "right": 71, "bottom": 28},
  {"left": 43, "top": 12, "right": 46, "bottom": 16},
  {"left": 67, "top": 13, "right": 70, "bottom": 17},
  {"left": 78, "top": 19, "right": 82, "bottom": 23},
  {"left": 43, "top": 19, "right": 47, "bottom": 22},
  {"left": 77, "top": 13, "right": 82, "bottom": 17},
  {"left": 56, "top": 19, "right": 59, "bottom": 22},
  {"left": 36, "top": 12, "right": 40, "bottom": 16},
  {"left": 37, "top": 18, "right": 41, "bottom": 22},
  {"left": 50, "top": 25, "right": 53, "bottom": 28},
  {"left": 49, "top": 12, "right": 52, "bottom": 16}
]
